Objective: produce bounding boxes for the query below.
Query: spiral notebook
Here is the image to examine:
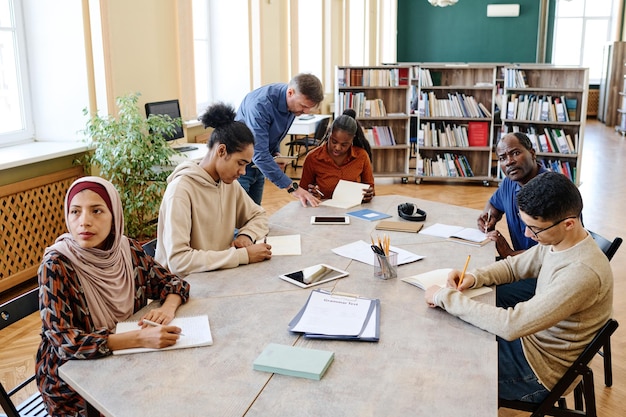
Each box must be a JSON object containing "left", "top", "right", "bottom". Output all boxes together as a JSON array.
[{"left": 113, "top": 314, "right": 213, "bottom": 355}]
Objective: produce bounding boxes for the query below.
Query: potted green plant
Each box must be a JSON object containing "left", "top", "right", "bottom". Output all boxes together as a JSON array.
[{"left": 81, "top": 92, "right": 181, "bottom": 241}]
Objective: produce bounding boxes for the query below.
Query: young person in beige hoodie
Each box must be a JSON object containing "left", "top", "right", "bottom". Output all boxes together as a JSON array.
[{"left": 156, "top": 103, "right": 271, "bottom": 276}]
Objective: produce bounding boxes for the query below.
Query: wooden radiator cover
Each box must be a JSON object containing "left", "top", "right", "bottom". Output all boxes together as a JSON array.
[{"left": 0, "top": 167, "right": 84, "bottom": 293}]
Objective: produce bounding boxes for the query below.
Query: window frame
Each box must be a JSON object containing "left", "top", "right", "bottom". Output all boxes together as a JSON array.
[
  {"left": 0, "top": 0, "right": 34, "bottom": 146},
  {"left": 551, "top": 0, "right": 619, "bottom": 85}
]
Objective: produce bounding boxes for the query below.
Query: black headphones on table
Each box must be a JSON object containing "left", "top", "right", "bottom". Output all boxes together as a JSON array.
[{"left": 398, "top": 203, "right": 427, "bottom": 222}]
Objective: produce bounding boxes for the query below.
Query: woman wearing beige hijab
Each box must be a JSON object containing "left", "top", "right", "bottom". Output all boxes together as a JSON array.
[{"left": 36, "top": 176, "right": 190, "bottom": 416}]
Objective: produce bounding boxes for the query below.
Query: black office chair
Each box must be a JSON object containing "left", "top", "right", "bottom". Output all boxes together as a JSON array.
[
  {"left": 588, "top": 231, "right": 622, "bottom": 262},
  {"left": 142, "top": 238, "right": 158, "bottom": 258},
  {"left": 587, "top": 231, "right": 622, "bottom": 387},
  {"left": 499, "top": 318, "right": 619, "bottom": 417},
  {"left": 0, "top": 288, "right": 47, "bottom": 417},
  {"left": 285, "top": 117, "right": 330, "bottom": 169}
]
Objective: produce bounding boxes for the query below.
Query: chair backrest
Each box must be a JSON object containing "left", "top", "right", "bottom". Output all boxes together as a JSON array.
[
  {"left": 0, "top": 288, "right": 38, "bottom": 331},
  {"left": 555, "top": 319, "right": 618, "bottom": 388},
  {"left": 313, "top": 117, "right": 330, "bottom": 142},
  {"left": 142, "top": 238, "right": 157, "bottom": 258},
  {"left": 0, "top": 287, "right": 45, "bottom": 417},
  {"left": 588, "top": 230, "right": 623, "bottom": 261},
  {"left": 500, "top": 319, "right": 619, "bottom": 416}
]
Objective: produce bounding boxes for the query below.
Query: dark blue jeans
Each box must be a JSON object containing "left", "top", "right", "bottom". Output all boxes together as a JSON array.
[
  {"left": 237, "top": 164, "right": 265, "bottom": 205},
  {"left": 496, "top": 278, "right": 548, "bottom": 402},
  {"left": 496, "top": 278, "right": 537, "bottom": 308},
  {"left": 498, "top": 337, "right": 550, "bottom": 402}
]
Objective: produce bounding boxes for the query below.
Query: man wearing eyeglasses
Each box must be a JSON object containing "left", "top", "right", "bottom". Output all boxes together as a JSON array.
[
  {"left": 425, "top": 171, "right": 613, "bottom": 403},
  {"left": 477, "top": 132, "right": 547, "bottom": 306}
]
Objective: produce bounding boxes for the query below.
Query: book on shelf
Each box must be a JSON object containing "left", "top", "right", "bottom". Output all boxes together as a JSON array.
[
  {"left": 372, "top": 126, "right": 395, "bottom": 146},
  {"left": 418, "top": 153, "right": 474, "bottom": 178},
  {"left": 467, "top": 122, "right": 489, "bottom": 146},
  {"left": 565, "top": 98, "right": 577, "bottom": 121},
  {"left": 555, "top": 98, "right": 567, "bottom": 122},
  {"left": 506, "top": 100, "right": 516, "bottom": 120},
  {"left": 537, "top": 133, "right": 552, "bottom": 153},
  {"left": 540, "top": 159, "right": 575, "bottom": 182},
  {"left": 478, "top": 102, "right": 492, "bottom": 118},
  {"left": 337, "top": 68, "right": 347, "bottom": 87},
  {"left": 553, "top": 129, "right": 571, "bottom": 154}
]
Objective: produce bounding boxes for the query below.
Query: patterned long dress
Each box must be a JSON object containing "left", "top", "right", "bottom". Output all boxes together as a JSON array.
[{"left": 36, "top": 239, "right": 190, "bottom": 417}]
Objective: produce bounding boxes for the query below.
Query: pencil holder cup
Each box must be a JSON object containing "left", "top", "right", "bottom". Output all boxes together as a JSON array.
[{"left": 374, "top": 251, "right": 398, "bottom": 280}]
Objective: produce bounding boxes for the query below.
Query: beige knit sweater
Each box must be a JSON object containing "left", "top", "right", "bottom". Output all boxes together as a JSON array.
[{"left": 434, "top": 234, "right": 613, "bottom": 391}]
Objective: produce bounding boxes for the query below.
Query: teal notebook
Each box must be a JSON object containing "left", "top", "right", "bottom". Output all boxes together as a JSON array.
[{"left": 253, "top": 343, "right": 334, "bottom": 380}]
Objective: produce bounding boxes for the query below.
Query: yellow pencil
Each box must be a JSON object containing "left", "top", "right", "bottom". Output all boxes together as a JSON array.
[{"left": 458, "top": 255, "right": 471, "bottom": 288}]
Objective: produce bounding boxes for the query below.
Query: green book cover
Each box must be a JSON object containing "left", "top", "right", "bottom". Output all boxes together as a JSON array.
[{"left": 253, "top": 343, "right": 334, "bottom": 380}]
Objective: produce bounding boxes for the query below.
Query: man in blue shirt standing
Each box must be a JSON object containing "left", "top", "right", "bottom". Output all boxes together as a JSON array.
[
  {"left": 236, "top": 73, "right": 325, "bottom": 206},
  {"left": 478, "top": 132, "right": 547, "bottom": 307}
]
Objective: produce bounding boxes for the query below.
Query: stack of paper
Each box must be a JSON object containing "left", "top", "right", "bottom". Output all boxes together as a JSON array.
[
  {"left": 288, "top": 289, "right": 380, "bottom": 341},
  {"left": 332, "top": 240, "right": 424, "bottom": 266},
  {"left": 253, "top": 343, "right": 334, "bottom": 380}
]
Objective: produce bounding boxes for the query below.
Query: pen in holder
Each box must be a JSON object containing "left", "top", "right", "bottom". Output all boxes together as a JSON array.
[{"left": 374, "top": 251, "right": 398, "bottom": 280}]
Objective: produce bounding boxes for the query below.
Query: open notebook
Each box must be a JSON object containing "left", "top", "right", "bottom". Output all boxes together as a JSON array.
[
  {"left": 113, "top": 315, "right": 213, "bottom": 355},
  {"left": 401, "top": 268, "right": 492, "bottom": 298},
  {"left": 320, "top": 180, "right": 368, "bottom": 209}
]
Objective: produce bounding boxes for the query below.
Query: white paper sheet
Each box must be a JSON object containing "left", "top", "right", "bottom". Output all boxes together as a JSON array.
[
  {"left": 290, "top": 290, "right": 373, "bottom": 336},
  {"left": 331, "top": 240, "right": 424, "bottom": 266},
  {"left": 265, "top": 234, "right": 301, "bottom": 255}
]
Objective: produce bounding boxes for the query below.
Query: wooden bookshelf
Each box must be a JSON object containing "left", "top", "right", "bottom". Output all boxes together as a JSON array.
[
  {"left": 411, "top": 64, "right": 497, "bottom": 185},
  {"left": 500, "top": 65, "right": 589, "bottom": 184},
  {"left": 335, "top": 66, "right": 412, "bottom": 181}
]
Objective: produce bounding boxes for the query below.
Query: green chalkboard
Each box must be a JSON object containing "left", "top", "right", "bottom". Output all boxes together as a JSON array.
[{"left": 397, "top": 0, "right": 555, "bottom": 64}]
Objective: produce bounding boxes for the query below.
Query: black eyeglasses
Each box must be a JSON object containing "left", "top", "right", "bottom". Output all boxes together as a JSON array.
[{"left": 524, "top": 215, "right": 578, "bottom": 238}]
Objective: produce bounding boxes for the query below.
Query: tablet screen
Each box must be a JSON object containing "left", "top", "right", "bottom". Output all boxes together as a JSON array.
[{"left": 279, "top": 264, "right": 349, "bottom": 288}]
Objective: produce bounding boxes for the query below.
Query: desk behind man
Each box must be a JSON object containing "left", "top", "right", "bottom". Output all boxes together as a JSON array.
[{"left": 235, "top": 73, "right": 324, "bottom": 207}]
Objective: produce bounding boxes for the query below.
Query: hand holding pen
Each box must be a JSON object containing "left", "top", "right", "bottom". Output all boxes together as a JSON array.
[
  {"left": 448, "top": 255, "right": 473, "bottom": 291},
  {"left": 307, "top": 184, "right": 324, "bottom": 199},
  {"left": 479, "top": 208, "right": 497, "bottom": 233},
  {"left": 142, "top": 319, "right": 185, "bottom": 336}
]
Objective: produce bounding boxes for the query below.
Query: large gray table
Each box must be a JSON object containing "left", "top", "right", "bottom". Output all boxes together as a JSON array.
[{"left": 60, "top": 195, "right": 498, "bottom": 417}]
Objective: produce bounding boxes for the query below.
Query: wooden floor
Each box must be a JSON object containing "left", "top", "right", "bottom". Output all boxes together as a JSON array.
[{"left": 2, "top": 119, "right": 625, "bottom": 415}]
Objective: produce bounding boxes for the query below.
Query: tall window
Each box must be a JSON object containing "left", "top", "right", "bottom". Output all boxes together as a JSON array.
[
  {"left": 192, "top": 0, "right": 251, "bottom": 115},
  {"left": 191, "top": 0, "right": 396, "bottom": 114},
  {"left": 552, "top": 0, "right": 619, "bottom": 84},
  {"left": 0, "top": 0, "right": 33, "bottom": 145},
  {"left": 296, "top": 0, "right": 323, "bottom": 79}
]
